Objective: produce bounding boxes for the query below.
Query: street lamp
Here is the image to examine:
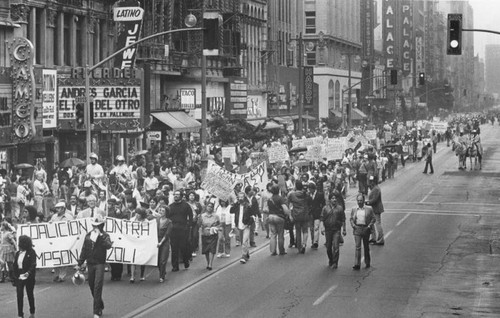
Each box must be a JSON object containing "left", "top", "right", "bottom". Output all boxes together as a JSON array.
[{"left": 340, "top": 53, "right": 360, "bottom": 128}]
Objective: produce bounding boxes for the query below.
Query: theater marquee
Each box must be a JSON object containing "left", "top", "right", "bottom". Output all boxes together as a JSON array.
[{"left": 57, "top": 67, "right": 143, "bottom": 131}]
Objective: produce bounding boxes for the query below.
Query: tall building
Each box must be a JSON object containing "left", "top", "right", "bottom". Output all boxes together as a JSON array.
[{"left": 485, "top": 44, "right": 500, "bottom": 96}]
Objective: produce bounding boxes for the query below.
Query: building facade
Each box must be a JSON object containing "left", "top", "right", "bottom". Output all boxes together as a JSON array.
[{"left": 485, "top": 44, "right": 500, "bottom": 97}]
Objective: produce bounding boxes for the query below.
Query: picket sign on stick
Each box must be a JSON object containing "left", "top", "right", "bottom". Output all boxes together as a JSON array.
[{"left": 267, "top": 144, "right": 289, "bottom": 163}]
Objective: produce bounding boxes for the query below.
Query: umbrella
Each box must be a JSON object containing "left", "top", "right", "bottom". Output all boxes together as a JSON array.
[
  {"left": 14, "top": 163, "right": 33, "bottom": 169},
  {"left": 289, "top": 146, "right": 307, "bottom": 153},
  {"left": 60, "top": 157, "right": 86, "bottom": 168},
  {"left": 292, "top": 159, "right": 310, "bottom": 167},
  {"left": 135, "top": 150, "right": 148, "bottom": 156}
]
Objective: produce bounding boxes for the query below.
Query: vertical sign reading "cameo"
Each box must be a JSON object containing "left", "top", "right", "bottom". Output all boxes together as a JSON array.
[{"left": 8, "top": 37, "right": 36, "bottom": 142}]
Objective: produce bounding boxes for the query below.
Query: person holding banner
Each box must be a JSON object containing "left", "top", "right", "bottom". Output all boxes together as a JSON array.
[
  {"left": 13, "top": 235, "right": 37, "bottom": 318},
  {"left": 76, "top": 215, "right": 113, "bottom": 318},
  {"left": 50, "top": 202, "right": 74, "bottom": 283},
  {"left": 156, "top": 205, "right": 172, "bottom": 283},
  {"left": 130, "top": 208, "right": 148, "bottom": 283},
  {"left": 77, "top": 195, "right": 105, "bottom": 219}
]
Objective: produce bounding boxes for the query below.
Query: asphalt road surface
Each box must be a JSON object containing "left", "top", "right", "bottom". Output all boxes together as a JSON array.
[{"left": 2, "top": 124, "right": 500, "bottom": 318}]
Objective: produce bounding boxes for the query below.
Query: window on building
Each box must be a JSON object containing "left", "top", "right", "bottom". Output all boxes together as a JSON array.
[
  {"left": 328, "top": 80, "right": 334, "bottom": 110},
  {"left": 335, "top": 80, "right": 340, "bottom": 110},
  {"left": 305, "top": 11, "right": 316, "bottom": 34},
  {"left": 306, "top": 52, "right": 316, "bottom": 66},
  {"left": 76, "top": 16, "right": 83, "bottom": 66},
  {"left": 64, "top": 14, "right": 71, "bottom": 66},
  {"left": 35, "top": 8, "right": 42, "bottom": 64}
]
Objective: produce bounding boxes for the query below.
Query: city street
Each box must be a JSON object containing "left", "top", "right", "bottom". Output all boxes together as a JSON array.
[{"left": 1, "top": 124, "right": 499, "bottom": 318}]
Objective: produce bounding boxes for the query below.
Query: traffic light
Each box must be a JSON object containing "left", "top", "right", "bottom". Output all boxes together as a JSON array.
[
  {"left": 419, "top": 72, "right": 425, "bottom": 85},
  {"left": 75, "top": 102, "right": 85, "bottom": 130},
  {"left": 204, "top": 16, "right": 220, "bottom": 50},
  {"left": 390, "top": 70, "right": 398, "bottom": 85},
  {"left": 447, "top": 14, "right": 462, "bottom": 55}
]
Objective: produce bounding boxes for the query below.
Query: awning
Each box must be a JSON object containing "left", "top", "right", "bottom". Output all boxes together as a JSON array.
[
  {"left": 247, "top": 119, "right": 265, "bottom": 127},
  {"left": 286, "top": 114, "right": 316, "bottom": 121},
  {"left": 263, "top": 121, "right": 283, "bottom": 130},
  {"left": 152, "top": 111, "right": 201, "bottom": 133},
  {"left": 351, "top": 108, "right": 368, "bottom": 120},
  {"left": 273, "top": 117, "right": 294, "bottom": 125},
  {"left": 330, "top": 109, "right": 342, "bottom": 117}
]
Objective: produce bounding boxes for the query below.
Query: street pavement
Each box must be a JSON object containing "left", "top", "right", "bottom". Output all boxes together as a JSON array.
[{"left": 2, "top": 124, "right": 500, "bottom": 318}]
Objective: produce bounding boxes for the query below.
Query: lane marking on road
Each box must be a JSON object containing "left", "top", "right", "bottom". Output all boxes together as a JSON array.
[
  {"left": 6, "top": 286, "right": 51, "bottom": 304},
  {"left": 384, "top": 230, "right": 393, "bottom": 240},
  {"left": 384, "top": 209, "right": 482, "bottom": 216},
  {"left": 313, "top": 284, "right": 338, "bottom": 306},
  {"left": 420, "top": 188, "right": 435, "bottom": 203},
  {"left": 396, "top": 213, "right": 411, "bottom": 227},
  {"left": 345, "top": 201, "right": 500, "bottom": 207}
]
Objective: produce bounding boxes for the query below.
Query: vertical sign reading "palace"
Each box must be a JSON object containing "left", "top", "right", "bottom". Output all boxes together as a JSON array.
[{"left": 382, "top": 0, "right": 396, "bottom": 69}]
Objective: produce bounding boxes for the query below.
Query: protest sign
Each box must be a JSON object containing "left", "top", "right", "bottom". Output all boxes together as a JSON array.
[
  {"left": 239, "top": 161, "right": 268, "bottom": 192},
  {"left": 364, "top": 130, "right": 377, "bottom": 140},
  {"left": 267, "top": 144, "right": 289, "bottom": 163},
  {"left": 384, "top": 131, "right": 393, "bottom": 141},
  {"left": 324, "top": 138, "right": 345, "bottom": 160},
  {"left": 305, "top": 144, "right": 324, "bottom": 161},
  {"left": 249, "top": 152, "right": 268, "bottom": 169},
  {"left": 17, "top": 218, "right": 158, "bottom": 268},
  {"left": 201, "top": 160, "right": 240, "bottom": 201},
  {"left": 292, "top": 136, "right": 323, "bottom": 148},
  {"left": 221, "top": 146, "right": 237, "bottom": 162}
]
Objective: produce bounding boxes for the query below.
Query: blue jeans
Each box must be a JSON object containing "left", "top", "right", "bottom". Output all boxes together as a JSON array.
[
  {"left": 218, "top": 224, "right": 232, "bottom": 255},
  {"left": 88, "top": 263, "right": 105, "bottom": 315},
  {"left": 294, "top": 220, "right": 310, "bottom": 249},
  {"left": 268, "top": 214, "right": 285, "bottom": 254},
  {"left": 158, "top": 240, "right": 170, "bottom": 279},
  {"left": 325, "top": 229, "right": 341, "bottom": 265},
  {"left": 239, "top": 227, "right": 251, "bottom": 259}
]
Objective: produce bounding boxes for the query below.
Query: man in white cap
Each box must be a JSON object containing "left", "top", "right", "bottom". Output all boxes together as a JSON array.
[
  {"left": 86, "top": 153, "right": 105, "bottom": 188},
  {"left": 50, "top": 201, "right": 74, "bottom": 282},
  {"left": 78, "top": 195, "right": 106, "bottom": 219},
  {"left": 76, "top": 215, "right": 113, "bottom": 318},
  {"left": 110, "top": 155, "right": 130, "bottom": 186}
]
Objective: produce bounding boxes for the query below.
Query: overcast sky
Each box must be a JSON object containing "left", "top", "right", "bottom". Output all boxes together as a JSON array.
[{"left": 468, "top": 0, "right": 500, "bottom": 59}]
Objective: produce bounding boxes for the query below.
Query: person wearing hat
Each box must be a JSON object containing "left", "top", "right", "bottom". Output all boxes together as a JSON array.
[
  {"left": 365, "top": 175, "right": 385, "bottom": 245},
  {"left": 76, "top": 215, "right": 113, "bottom": 318},
  {"left": 77, "top": 195, "right": 106, "bottom": 219},
  {"left": 110, "top": 155, "right": 131, "bottom": 185},
  {"left": 33, "top": 171, "right": 49, "bottom": 217},
  {"left": 50, "top": 201, "right": 74, "bottom": 283},
  {"left": 86, "top": 153, "right": 105, "bottom": 186}
]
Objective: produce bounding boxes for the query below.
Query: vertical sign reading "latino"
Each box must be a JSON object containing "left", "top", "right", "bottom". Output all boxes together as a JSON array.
[{"left": 113, "top": 1, "right": 144, "bottom": 69}]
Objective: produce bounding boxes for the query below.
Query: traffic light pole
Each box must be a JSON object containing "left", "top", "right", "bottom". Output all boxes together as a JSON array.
[{"left": 81, "top": 27, "right": 202, "bottom": 162}]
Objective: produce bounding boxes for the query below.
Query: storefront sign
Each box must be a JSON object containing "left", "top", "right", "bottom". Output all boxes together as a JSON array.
[
  {"left": 303, "top": 67, "right": 314, "bottom": 106},
  {"left": 226, "top": 77, "right": 247, "bottom": 119},
  {"left": 42, "top": 69, "right": 57, "bottom": 129},
  {"left": 114, "top": 1, "right": 144, "bottom": 69},
  {"left": 382, "top": 0, "right": 396, "bottom": 68},
  {"left": 361, "top": 0, "right": 374, "bottom": 59},
  {"left": 57, "top": 68, "right": 143, "bottom": 131},
  {"left": 180, "top": 88, "right": 195, "bottom": 110},
  {"left": 8, "top": 37, "right": 36, "bottom": 142},
  {"left": 415, "top": 35, "right": 424, "bottom": 72},
  {"left": 401, "top": 2, "right": 412, "bottom": 76},
  {"left": 147, "top": 131, "right": 161, "bottom": 141}
]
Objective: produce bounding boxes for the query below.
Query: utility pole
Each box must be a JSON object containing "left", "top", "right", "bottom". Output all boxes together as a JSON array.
[
  {"left": 297, "top": 32, "right": 304, "bottom": 137},
  {"left": 200, "top": 2, "right": 207, "bottom": 153}
]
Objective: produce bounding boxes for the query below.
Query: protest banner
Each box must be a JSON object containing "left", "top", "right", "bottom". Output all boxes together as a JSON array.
[
  {"left": 324, "top": 138, "right": 345, "bottom": 160},
  {"left": 267, "top": 144, "right": 289, "bottom": 163},
  {"left": 221, "top": 146, "right": 237, "bottom": 162},
  {"left": 249, "top": 151, "right": 268, "bottom": 169},
  {"left": 239, "top": 161, "right": 268, "bottom": 192},
  {"left": 364, "top": 130, "right": 377, "bottom": 140},
  {"left": 305, "top": 144, "right": 324, "bottom": 161},
  {"left": 201, "top": 160, "right": 240, "bottom": 201},
  {"left": 17, "top": 218, "right": 158, "bottom": 268},
  {"left": 384, "top": 131, "right": 393, "bottom": 141},
  {"left": 292, "top": 136, "right": 323, "bottom": 148}
]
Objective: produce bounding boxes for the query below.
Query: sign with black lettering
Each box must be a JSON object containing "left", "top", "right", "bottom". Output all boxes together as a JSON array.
[
  {"left": 303, "top": 66, "right": 314, "bottom": 106},
  {"left": 17, "top": 218, "right": 158, "bottom": 268},
  {"left": 180, "top": 88, "right": 196, "bottom": 110},
  {"left": 114, "top": 1, "right": 144, "bottom": 68},
  {"left": 42, "top": 69, "right": 57, "bottom": 129}
]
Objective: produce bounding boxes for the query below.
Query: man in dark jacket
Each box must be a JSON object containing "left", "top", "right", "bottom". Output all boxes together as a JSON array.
[
  {"left": 167, "top": 190, "right": 193, "bottom": 271},
  {"left": 230, "top": 192, "right": 256, "bottom": 264},
  {"left": 366, "top": 176, "right": 385, "bottom": 245},
  {"left": 308, "top": 182, "right": 324, "bottom": 249},
  {"left": 244, "top": 185, "right": 261, "bottom": 247},
  {"left": 76, "top": 215, "right": 113, "bottom": 318},
  {"left": 320, "top": 194, "right": 346, "bottom": 268},
  {"left": 287, "top": 180, "right": 311, "bottom": 254}
]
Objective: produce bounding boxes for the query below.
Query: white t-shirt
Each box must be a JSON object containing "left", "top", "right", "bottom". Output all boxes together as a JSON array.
[{"left": 355, "top": 208, "right": 367, "bottom": 225}]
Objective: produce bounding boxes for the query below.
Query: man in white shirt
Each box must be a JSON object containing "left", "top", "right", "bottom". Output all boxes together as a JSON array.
[
  {"left": 67, "top": 194, "right": 78, "bottom": 218},
  {"left": 77, "top": 195, "right": 106, "bottom": 218},
  {"left": 86, "top": 153, "right": 105, "bottom": 188},
  {"left": 110, "top": 155, "right": 131, "bottom": 185}
]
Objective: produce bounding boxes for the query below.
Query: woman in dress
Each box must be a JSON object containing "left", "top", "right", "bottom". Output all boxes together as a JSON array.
[
  {"left": 13, "top": 235, "right": 37, "bottom": 318},
  {"left": 198, "top": 202, "right": 220, "bottom": 270},
  {"left": 0, "top": 220, "right": 17, "bottom": 283},
  {"left": 186, "top": 191, "right": 202, "bottom": 257},
  {"left": 156, "top": 205, "right": 172, "bottom": 283}
]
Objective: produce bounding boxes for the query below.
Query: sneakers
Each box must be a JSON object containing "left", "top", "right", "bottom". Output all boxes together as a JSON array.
[
  {"left": 216, "top": 253, "right": 223, "bottom": 258},
  {"left": 130, "top": 278, "right": 135, "bottom": 283},
  {"left": 299, "top": 246, "right": 306, "bottom": 254},
  {"left": 224, "top": 253, "right": 231, "bottom": 258},
  {"left": 312, "top": 243, "right": 318, "bottom": 249},
  {"left": 352, "top": 265, "right": 361, "bottom": 270},
  {"left": 140, "top": 277, "right": 145, "bottom": 281},
  {"left": 235, "top": 242, "right": 241, "bottom": 247},
  {"left": 159, "top": 278, "right": 164, "bottom": 283},
  {"left": 191, "top": 252, "right": 197, "bottom": 257},
  {"left": 240, "top": 258, "right": 247, "bottom": 264}
]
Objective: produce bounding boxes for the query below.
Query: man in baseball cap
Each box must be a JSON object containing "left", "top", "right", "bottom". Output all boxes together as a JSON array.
[{"left": 86, "top": 152, "right": 105, "bottom": 188}]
